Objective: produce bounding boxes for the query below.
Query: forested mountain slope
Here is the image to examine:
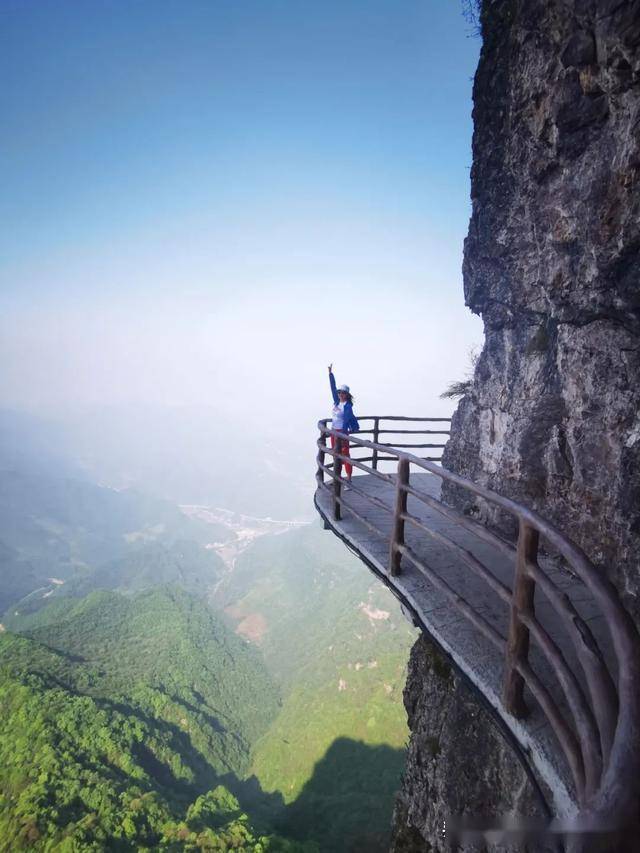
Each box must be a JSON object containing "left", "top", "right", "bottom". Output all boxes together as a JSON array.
[
  {"left": 216, "top": 526, "right": 417, "bottom": 851},
  {"left": 0, "top": 664, "right": 307, "bottom": 851},
  {"left": 0, "top": 447, "right": 415, "bottom": 851},
  {"left": 0, "top": 587, "right": 298, "bottom": 851},
  {"left": 6, "top": 587, "right": 278, "bottom": 776}
]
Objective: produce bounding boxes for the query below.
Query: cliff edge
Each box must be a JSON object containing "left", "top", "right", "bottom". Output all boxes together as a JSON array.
[
  {"left": 443, "top": 0, "right": 640, "bottom": 615},
  {"left": 392, "top": 1, "right": 639, "bottom": 848}
]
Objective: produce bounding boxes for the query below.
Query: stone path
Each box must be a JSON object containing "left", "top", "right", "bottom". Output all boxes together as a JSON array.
[{"left": 315, "top": 471, "right": 613, "bottom": 817}]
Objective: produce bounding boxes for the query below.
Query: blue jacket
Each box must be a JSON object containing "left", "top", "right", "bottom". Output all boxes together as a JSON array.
[{"left": 329, "top": 372, "right": 360, "bottom": 433}]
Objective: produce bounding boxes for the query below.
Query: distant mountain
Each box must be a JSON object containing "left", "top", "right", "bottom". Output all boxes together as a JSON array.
[
  {"left": 6, "top": 540, "right": 226, "bottom": 630},
  {"left": 0, "top": 408, "right": 82, "bottom": 481},
  {"left": 0, "top": 541, "right": 42, "bottom": 619},
  {"left": 0, "top": 468, "right": 230, "bottom": 617},
  {"left": 0, "top": 405, "right": 313, "bottom": 519}
]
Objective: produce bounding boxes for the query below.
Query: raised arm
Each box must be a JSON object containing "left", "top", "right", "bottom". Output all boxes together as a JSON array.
[{"left": 328, "top": 363, "right": 339, "bottom": 405}]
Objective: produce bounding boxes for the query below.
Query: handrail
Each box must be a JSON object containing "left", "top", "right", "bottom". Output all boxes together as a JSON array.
[{"left": 315, "top": 416, "right": 640, "bottom": 826}]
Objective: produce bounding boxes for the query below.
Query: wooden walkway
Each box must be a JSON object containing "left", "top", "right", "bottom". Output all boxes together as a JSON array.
[{"left": 315, "top": 472, "right": 611, "bottom": 817}]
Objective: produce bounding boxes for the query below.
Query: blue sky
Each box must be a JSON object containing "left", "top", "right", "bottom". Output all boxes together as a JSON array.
[{"left": 0, "top": 1, "right": 481, "bottom": 423}]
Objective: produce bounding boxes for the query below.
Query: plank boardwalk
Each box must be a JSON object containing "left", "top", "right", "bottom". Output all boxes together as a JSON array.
[{"left": 315, "top": 471, "right": 613, "bottom": 817}]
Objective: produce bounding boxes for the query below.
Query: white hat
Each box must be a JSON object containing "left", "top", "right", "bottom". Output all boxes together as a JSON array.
[{"left": 337, "top": 384, "right": 350, "bottom": 393}]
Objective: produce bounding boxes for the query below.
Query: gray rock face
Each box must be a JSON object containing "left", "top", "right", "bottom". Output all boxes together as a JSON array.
[
  {"left": 442, "top": 0, "right": 640, "bottom": 618},
  {"left": 390, "top": 636, "right": 550, "bottom": 852},
  {"left": 393, "top": 2, "right": 639, "bottom": 848}
]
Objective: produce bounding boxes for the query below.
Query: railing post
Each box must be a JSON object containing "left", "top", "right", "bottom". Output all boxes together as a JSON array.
[
  {"left": 372, "top": 417, "right": 380, "bottom": 470},
  {"left": 317, "top": 429, "right": 327, "bottom": 487},
  {"left": 333, "top": 436, "right": 342, "bottom": 521},
  {"left": 503, "top": 519, "right": 538, "bottom": 719},
  {"left": 389, "top": 457, "right": 410, "bottom": 577}
]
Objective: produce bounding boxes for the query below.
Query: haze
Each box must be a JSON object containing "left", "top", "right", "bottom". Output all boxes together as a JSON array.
[{"left": 0, "top": 1, "right": 482, "bottom": 514}]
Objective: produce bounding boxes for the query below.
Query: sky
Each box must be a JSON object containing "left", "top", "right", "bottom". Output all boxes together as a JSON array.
[{"left": 0, "top": 0, "right": 482, "bottom": 477}]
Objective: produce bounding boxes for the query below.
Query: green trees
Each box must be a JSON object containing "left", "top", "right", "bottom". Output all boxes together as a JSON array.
[
  {"left": 213, "top": 526, "right": 416, "bottom": 850},
  {"left": 0, "top": 588, "right": 298, "bottom": 851},
  {"left": 0, "top": 462, "right": 414, "bottom": 851}
]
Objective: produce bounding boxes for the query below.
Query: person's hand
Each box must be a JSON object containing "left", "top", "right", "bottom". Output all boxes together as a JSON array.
[{"left": 328, "top": 363, "right": 333, "bottom": 373}]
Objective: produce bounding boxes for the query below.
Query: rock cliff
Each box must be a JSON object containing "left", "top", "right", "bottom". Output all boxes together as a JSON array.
[
  {"left": 392, "top": 1, "right": 639, "bottom": 848},
  {"left": 442, "top": 0, "right": 640, "bottom": 616},
  {"left": 390, "top": 636, "right": 550, "bottom": 851}
]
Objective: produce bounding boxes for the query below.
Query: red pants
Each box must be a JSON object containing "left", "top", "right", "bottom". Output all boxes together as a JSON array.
[{"left": 331, "top": 433, "right": 352, "bottom": 478}]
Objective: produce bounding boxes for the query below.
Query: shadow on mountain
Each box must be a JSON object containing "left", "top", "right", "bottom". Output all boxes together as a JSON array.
[
  {"left": 274, "top": 737, "right": 406, "bottom": 853},
  {"left": 219, "top": 771, "right": 286, "bottom": 826},
  {"left": 207, "top": 738, "right": 405, "bottom": 851}
]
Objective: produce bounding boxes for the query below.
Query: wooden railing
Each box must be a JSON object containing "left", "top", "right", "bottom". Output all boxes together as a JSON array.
[{"left": 315, "top": 416, "right": 640, "bottom": 825}]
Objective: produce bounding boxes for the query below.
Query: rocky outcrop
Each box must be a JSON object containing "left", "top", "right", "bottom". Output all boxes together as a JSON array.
[
  {"left": 393, "top": 2, "right": 639, "bottom": 849},
  {"left": 390, "top": 636, "right": 550, "bottom": 852},
  {"left": 442, "top": 0, "right": 640, "bottom": 618}
]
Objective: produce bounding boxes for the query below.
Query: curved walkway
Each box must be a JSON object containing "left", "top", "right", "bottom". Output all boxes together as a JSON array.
[{"left": 314, "top": 416, "right": 640, "bottom": 830}]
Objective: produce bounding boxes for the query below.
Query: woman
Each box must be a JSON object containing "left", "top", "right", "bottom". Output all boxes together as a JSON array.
[{"left": 328, "top": 363, "right": 360, "bottom": 488}]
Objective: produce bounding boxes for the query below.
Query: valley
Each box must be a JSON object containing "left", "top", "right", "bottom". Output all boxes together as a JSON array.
[
  {"left": 181, "top": 503, "right": 309, "bottom": 570},
  {"left": 0, "top": 464, "right": 416, "bottom": 851}
]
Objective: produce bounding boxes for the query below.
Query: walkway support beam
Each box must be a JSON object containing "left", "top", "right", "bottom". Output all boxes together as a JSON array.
[
  {"left": 372, "top": 417, "right": 380, "bottom": 470},
  {"left": 316, "top": 431, "right": 327, "bottom": 488},
  {"left": 389, "top": 457, "right": 409, "bottom": 576},
  {"left": 333, "top": 442, "right": 342, "bottom": 521}
]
